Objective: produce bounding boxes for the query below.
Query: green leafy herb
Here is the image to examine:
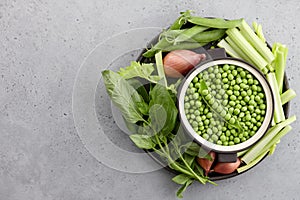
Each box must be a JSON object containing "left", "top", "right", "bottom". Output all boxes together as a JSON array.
[
  {"left": 102, "top": 70, "right": 147, "bottom": 123},
  {"left": 129, "top": 134, "right": 155, "bottom": 149},
  {"left": 118, "top": 61, "right": 160, "bottom": 83}
]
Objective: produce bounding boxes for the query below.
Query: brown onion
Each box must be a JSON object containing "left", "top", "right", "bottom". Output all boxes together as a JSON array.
[
  {"left": 196, "top": 151, "right": 216, "bottom": 176},
  {"left": 163, "top": 50, "right": 206, "bottom": 78},
  {"left": 213, "top": 158, "right": 241, "bottom": 174}
]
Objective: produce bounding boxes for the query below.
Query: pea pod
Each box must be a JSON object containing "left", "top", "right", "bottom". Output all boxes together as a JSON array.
[
  {"left": 169, "top": 10, "right": 192, "bottom": 30},
  {"left": 191, "top": 29, "right": 226, "bottom": 43},
  {"left": 188, "top": 16, "right": 243, "bottom": 29},
  {"left": 174, "top": 25, "right": 209, "bottom": 44},
  {"left": 162, "top": 42, "right": 207, "bottom": 52},
  {"left": 199, "top": 80, "right": 243, "bottom": 132}
]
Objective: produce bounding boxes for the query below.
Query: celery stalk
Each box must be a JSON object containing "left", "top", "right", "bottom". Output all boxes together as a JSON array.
[
  {"left": 238, "top": 150, "right": 268, "bottom": 173},
  {"left": 237, "top": 149, "right": 248, "bottom": 157},
  {"left": 281, "top": 88, "right": 296, "bottom": 105},
  {"left": 274, "top": 45, "right": 288, "bottom": 94},
  {"left": 252, "top": 22, "right": 266, "bottom": 43},
  {"left": 226, "top": 28, "right": 268, "bottom": 71},
  {"left": 242, "top": 116, "right": 296, "bottom": 164},
  {"left": 266, "top": 73, "right": 285, "bottom": 123},
  {"left": 217, "top": 39, "right": 242, "bottom": 59},
  {"left": 259, "top": 125, "right": 292, "bottom": 157},
  {"left": 155, "top": 51, "right": 167, "bottom": 87},
  {"left": 240, "top": 20, "right": 275, "bottom": 63},
  {"left": 225, "top": 37, "right": 254, "bottom": 65}
]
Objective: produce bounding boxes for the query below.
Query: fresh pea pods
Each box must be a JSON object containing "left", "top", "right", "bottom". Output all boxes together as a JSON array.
[
  {"left": 199, "top": 80, "right": 243, "bottom": 132},
  {"left": 174, "top": 25, "right": 209, "bottom": 44},
  {"left": 188, "top": 16, "right": 243, "bottom": 29},
  {"left": 162, "top": 42, "right": 207, "bottom": 52},
  {"left": 191, "top": 29, "right": 226, "bottom": 43},
  {"left": 169, "top": 10, "right": 192, "bottom": 30}
]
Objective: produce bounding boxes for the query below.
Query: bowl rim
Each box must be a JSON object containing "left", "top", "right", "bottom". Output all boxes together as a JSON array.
[{"left": 177, "top": 57, "right": 275, "bottom": 153}]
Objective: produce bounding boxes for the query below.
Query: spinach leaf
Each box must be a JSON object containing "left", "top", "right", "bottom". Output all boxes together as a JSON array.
[
  {"left": 129, "top": 134, "right": 155, "bottom": 149},
  {"left": 172, "top": 174, "right": 191, "bottom": 185},
  {"left": 127, "top": 78, "right": 150, "bottom": 103},
  {"left": 118, "top": 61, "right": 160, "bottom": 83},
  {"left": 102, "top": 70, "right": 146, "bottom": 123},
  {"left": 176, "top": 179, "right": 194, "bottom": 198},
  {"left": 149, "top": 84, "right": 178, "bottom": 135}
]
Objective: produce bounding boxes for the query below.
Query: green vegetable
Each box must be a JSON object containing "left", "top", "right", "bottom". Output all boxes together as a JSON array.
[
  {"left": 226, "top": 28, "right": 268, "bottom": 72},
  {"left": 176, "top": 179, "right": 194, "bottom": 198},
  {"left": 192, "top": 29, "right": 226, "bottom": 43},
  {"left": 162, "top": 42, "right": 206, "bottom": 52},
  {"left": 225, "top": 36, "right": 254, "bottom": 65},
  {"left": 118, "top": 61, "right": 160, "bottom": 83},
  {"left": 272, "top": 43, "right": 288, "bottom": 94},
  {"left": 239, "top": 20, "right": 275, "bottom": 63},
  {"left": 155, "top": 51, "right": 167, "bottom": 87},
  {"left": 199, "top": 80, "right": 243, "bottom": 132},
  {"left": 242, "top": 116, "right": 296, "bottom": 164},
  {"left": 217, "top": 39, "right": 242, "bottom": 58},
  {"left": 188, "top": 16, "right": 243, "bottom": 29},
  {"left": 266, "top": 73, "right": 285, "bottom": 123},
  {"left": 102, "top": 70, "right": 147, "bottom": 123},
  {"left": 281, "top": 88, "right": 296, "bottom": 105},
  {"left": 129, "top": 134, "right": 155, "bottom": 149},
  {"left": 169, "top": 10, "right": 192, "bottom": 30},
  {"left": 252, "top": 22, "right": 266, "bottom": 43},
  {"left": 174, "top": 25, "right": 209, "bottom": 44}
]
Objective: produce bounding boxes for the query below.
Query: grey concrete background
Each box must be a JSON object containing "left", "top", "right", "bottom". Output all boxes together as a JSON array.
[{"left": 0, "top": 0, "right": 299, "bottom": 200}]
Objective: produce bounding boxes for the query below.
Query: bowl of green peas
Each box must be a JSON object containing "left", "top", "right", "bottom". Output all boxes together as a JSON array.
[{"left": 178, "top": 58, "right": 274, "bottom": 162}]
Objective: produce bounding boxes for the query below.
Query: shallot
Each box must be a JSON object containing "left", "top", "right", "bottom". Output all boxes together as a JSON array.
[{"left": 163, "top": 50, "right": 206, "bottom": 77}]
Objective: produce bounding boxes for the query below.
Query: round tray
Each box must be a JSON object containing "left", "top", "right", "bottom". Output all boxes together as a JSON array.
[{"left": 136, "top": 28, "right": 291, "bottom": 181}]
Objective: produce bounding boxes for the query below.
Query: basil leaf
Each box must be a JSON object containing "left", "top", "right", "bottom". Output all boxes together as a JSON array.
[
  {"left": 172, "top": 174, "right": 191, "bottom": 185},
  {"left": 129, "top": 134, "right": 155, "bottom": 149},
  {"left": 176, "top": 179, "right": 193, "bottom": 198},
  {"left": 127, "top": 79, "right": 150, "bottom": 103},
  {"left": 149, "top": 84, "right": 178, "bottom": 135},
  {"left": 118, "top": 61, "right": 160, "bottom": 83},
  {"left": 102, "top": 70, "right": 146, "bottom": 123}
]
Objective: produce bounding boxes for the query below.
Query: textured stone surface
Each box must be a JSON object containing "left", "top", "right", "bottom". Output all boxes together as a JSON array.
[{"left": 0, "top": 0, "right": 299, "bottom": 199}]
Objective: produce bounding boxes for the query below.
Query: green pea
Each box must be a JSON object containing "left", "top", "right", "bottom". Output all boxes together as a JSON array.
[
  {"left": 245, "top": 114, "right": 251, "bottom": 121},
  {"left": 196, "top": 116, "right": 202, "bottom": 122},
  {"left": 233, "top": 108, "right": 240, "bottom": 115},
  {"left": 195, "top": 100, "right": 202, "bottom": 107},
  {"left": 194, "top": 110, "right": 200, "bottom": 116},
  {"left": 229, "top": 101, "right": 236, "bottom": 106},
  {"left": 229, "top": 118, "right": 236, "bottom": 124},
  {"left": 227, "top": 90, "right": 233, "bottom": 95},
  {"left": 192, "top": 93, "right": 199, "bottom": 100},
  {"left": 233, "top": 85, "right": 240, "bottom": 90},
  {"left": 240, "top": 71, "right": 246, "bottom": 77},
  {"left": 234, "top": 137, "right": 240, "bottom": 143},
  {"left": 204, "top": 119, "right": 210, "bottom": 125},
  {"left": 202, "top": 89, "right": 209, "bottom": 95},
  {"left": 202, "top": 134, "right": 209, "bottom": 140},
  {"left": 205, "top": 94, "right": 212, "bottom": 101},
  {"left": 185, "top": 103, "right": 190, "bottom": 109},
  {"left": 229, "top": 141, "right": 235, "bottom": 145},
  {"left": 228, "top": 74, "right": 234, "bottom": 80},
  {"left": 212, "top": 134, "right": 218, "bottom": 141},
  {"left": 207, "top": 112, "right": 213, "bottom": 118},
  {"left": 223, "top": 64, "right": 230, "bottom": 71},
  {"left": 193, "top": 77, "right": 199, "bottom": 83},
  {"left": 244, "top": 96, "right": 250, "bottom": 102}
]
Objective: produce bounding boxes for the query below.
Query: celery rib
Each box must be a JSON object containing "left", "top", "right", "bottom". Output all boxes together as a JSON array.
[
  {"left": 226, "top": 28, "right": 268, "bottom": 71},
  {"left": 242, "top": 116, "right": 296, "bottom": 164},
  {"left": 240, "top": 20, "right": 274, "bottom": 63},
  {"left": 266, "top": 73, "right": 285, "bottom": 123},
  {"left": 281, "top": 88, "right": 296, "bottom": 105}
]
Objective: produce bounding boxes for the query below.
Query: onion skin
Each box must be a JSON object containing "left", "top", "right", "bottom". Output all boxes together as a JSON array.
[
  {"left": 196, "top": 151, "right": 216, "bottom": 176},
  {"left": 213, "top": 158, "right": 241, "bottom": 174},
  {"left": 163, "top": 50, "right": 206, "bottom": 78}
]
